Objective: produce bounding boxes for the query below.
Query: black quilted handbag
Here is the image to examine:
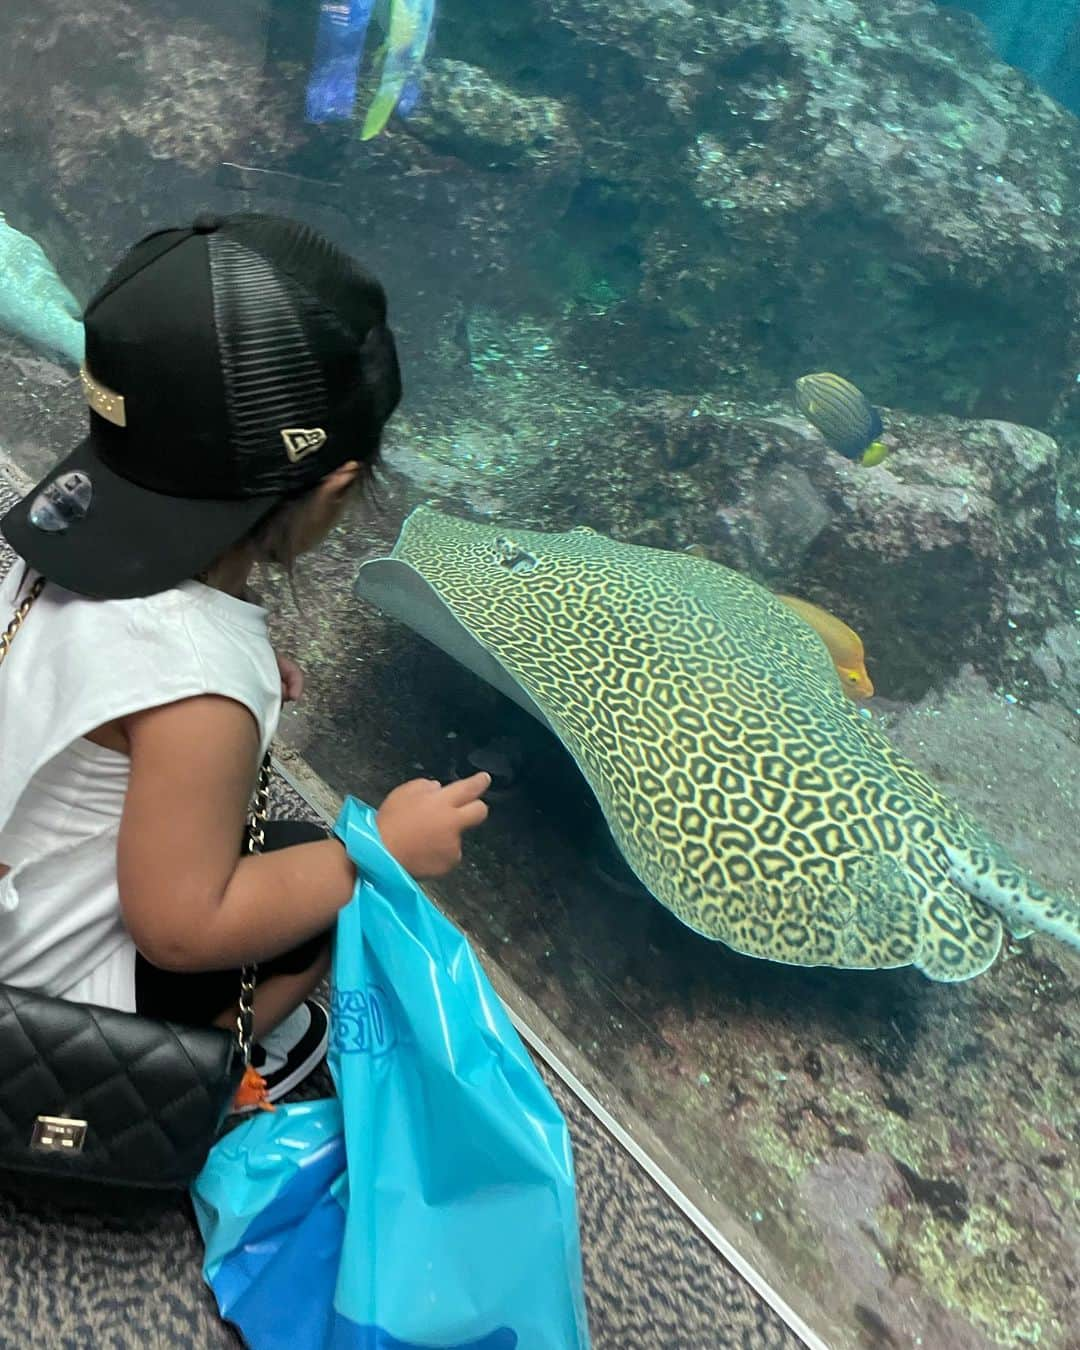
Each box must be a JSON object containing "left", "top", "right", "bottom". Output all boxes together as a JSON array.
[{"left": 0, "top": 576, "right": 266, "bottom": 1194}]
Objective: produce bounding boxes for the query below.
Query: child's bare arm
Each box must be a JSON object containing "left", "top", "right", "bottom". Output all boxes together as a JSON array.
[
  {"left": 117, "top": 695, "right": 489, "bottom": 972},
  {"left": 117, "top": 695, "right": 355, "bottom": 970}
]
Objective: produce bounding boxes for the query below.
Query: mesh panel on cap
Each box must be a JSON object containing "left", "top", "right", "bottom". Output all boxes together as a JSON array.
[
  {"left": 223, "top": 214, "right": 387, "bottom": 338},
  {"left": 208, "top": 235, "right": 329, "bottom": 465}
]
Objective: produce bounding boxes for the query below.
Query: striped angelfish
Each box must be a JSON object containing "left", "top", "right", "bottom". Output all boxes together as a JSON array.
[{"left": 793, "top": 372, "right": 888, "bottom": 466}]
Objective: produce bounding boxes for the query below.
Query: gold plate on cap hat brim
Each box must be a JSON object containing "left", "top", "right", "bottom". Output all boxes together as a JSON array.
[{"left": 80, "top": 363, "right": 127, "bottom": 428}]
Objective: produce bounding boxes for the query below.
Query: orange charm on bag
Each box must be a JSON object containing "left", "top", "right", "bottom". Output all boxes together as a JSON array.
[{"left": 233, "top": 1064, "right": 275, "bottom": 1113}]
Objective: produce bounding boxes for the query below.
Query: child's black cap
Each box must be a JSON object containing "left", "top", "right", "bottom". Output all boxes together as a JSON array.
[{"left": 1, "top": 212, "right": 401, "bottom": 598}]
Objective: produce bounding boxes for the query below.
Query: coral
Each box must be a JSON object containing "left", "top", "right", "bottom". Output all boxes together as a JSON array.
[{"left": 0, "top": 4, "right": 298, "bottom": 187}]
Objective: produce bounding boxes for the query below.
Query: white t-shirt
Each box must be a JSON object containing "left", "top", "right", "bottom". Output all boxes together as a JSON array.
[{"left": 0, "top": 563, "right": 281, "bottom": 1012}]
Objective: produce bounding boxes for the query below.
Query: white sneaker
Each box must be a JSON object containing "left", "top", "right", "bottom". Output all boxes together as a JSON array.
[{"left": 245, "top": 998, "right": 329, "bottom": 1105}]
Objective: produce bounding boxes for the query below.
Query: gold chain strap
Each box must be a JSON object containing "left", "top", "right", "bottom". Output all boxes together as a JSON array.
[
  {"left": 237, "top": 754, "right": 271, "bottom": 1064},
  {"left": 0, "top": 575, "right": 45, "bottom": 666},
  {"left": 2, "top": 574, "right": 269, "bottom": 1064}
]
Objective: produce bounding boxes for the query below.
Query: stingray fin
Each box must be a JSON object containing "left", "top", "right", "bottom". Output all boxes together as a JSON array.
[
  {"left": 944, "top": 843, "right": 1080, "bottom": 956},
  {"left": 916, "top": 887, "right": 1002, "bottom": 982},
  {"left": 354, "top": 556, "right": 553, "bottom": 729}
]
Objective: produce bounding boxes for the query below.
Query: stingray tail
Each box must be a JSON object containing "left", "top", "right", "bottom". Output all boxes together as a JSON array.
[{"left": 943, "top": 842, "right": 1080, "bottom": 956}]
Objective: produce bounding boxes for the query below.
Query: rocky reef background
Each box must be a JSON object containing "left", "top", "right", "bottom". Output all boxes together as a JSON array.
[
  {"left": 9, "top": 0, "right": 1079, "bottom": 701},
  {"left": 0, "top": 0, "right": 1078, "bottom": 1346}
]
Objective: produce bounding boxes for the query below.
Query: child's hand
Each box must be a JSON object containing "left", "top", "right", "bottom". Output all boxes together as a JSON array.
[
  {"left": 276, "top": 653, "right": 305, "bottom": 703},
  {"left": 376, "top": 773, "right": 490, "bottom": 878}
]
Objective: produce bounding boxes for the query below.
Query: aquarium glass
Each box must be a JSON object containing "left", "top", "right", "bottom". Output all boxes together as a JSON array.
[{"left": 0, "top": 2, "right": 1077, "bottom": 1347}]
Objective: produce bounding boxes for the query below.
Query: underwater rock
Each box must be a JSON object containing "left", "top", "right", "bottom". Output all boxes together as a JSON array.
[
  {"left": 60, "top": 20, "right": 296, "bottom": 185},
  {"left": 1031, "top": 621, "right": 1080, "bottom": 707},
  {"left": 403, "top": 59, "right": 581, "bottom": 178},
  {"left": 0, "top": 343, "right": 84, "bottom": 484},
  {"left": 0, "top": 0, "right": 531, "bottom": 398},
  {"left": 883, "top": 666, "right": 1080, "bottom": 909},
  {"left": 671, "top": 0, "right": 1080, "bottom": 424},
  {"left": 713, "top": 464, "right": 833, "bottom": 579},
  {"left": 799, "top": 414, "right": 1065, "bottom": 698},
  {"left": 447, "top": 0, "right": 1080, "bottom": 428},
  {"left": 0, "top": 0, "right": 298, "bottom": 216},
  {"left": 800, "top": 1149, "right": 1000, "bottom": 1350},
  {"left": 946, "top": 0, "right": 1080, "bottom": 116},
  {"left": 13, "top": 0, "right": 1080, "bottom": 451}
]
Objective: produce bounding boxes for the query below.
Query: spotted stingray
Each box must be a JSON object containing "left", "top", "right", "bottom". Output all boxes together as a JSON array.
[{"left": 354, "top": 507, "right": 1080, "bottom": 980}]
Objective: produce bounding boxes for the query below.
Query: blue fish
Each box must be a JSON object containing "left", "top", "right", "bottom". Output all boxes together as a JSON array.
[{"left": 305, "top": 0, "right": 376, "bottom": 124}]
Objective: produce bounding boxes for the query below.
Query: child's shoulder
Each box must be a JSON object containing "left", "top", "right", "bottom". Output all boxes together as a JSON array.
[
  {"left": 3, "top": 573, "right": 271, "bottom": 672},
  {"left": 122, "top": 584, "right": 274, "bottom": 668}
]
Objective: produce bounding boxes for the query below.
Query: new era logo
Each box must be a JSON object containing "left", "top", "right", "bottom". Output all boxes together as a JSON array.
[{"left": 281, "top": 427, "right": 328, "bottom": 462}]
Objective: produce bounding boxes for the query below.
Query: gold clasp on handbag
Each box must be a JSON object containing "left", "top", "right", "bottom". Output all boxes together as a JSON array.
[{"left": 31, "top": 1115, "right": 88, "bottom": 1153}]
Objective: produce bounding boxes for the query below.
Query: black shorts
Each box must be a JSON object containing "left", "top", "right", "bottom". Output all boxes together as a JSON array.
[{"left": 134, "top": 818, "right": 334, "bottom": 1026}]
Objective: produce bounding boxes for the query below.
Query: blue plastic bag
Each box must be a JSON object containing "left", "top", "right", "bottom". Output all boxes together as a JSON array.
[{"left": 192, "top": 798, "right": 590, "bottom": 1350}]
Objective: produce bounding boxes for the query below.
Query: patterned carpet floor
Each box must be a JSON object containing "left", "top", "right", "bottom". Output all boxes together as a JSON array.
[{"left": 0, "top": 469, "right": 802, "bottom": 1349}]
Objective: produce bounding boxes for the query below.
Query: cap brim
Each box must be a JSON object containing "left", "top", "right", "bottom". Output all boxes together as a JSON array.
[{"left": 0, "top": 438, "right": 278, "bottom": 599}]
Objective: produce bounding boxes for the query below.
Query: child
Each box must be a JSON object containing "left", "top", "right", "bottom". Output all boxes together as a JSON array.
[{"left": 0, "top": 213, "right": 490, "bottom": 1102}]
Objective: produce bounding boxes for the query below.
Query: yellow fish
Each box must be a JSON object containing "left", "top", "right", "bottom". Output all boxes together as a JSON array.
[
  {"left": 360, "top": 0, "right": 434, "bottom": 140},
  {"left": 775, "top": 594, "right": 874, "bottom": 699}
]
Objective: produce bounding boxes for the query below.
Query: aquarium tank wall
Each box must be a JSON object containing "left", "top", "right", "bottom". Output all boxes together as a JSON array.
[{"left": 0, "top": 1, "right": 1077, "bottom": 1348}]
